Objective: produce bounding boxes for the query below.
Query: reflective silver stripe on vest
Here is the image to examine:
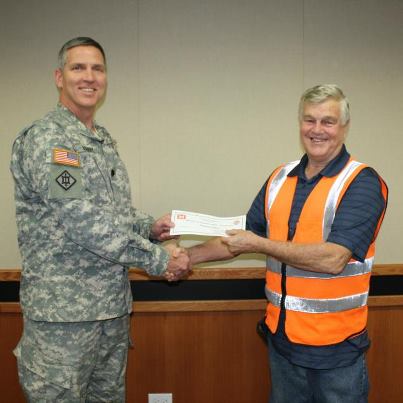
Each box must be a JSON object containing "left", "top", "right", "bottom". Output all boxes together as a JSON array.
[
  {"left": 266, "top": 256, "right": 373, "bottom": 278},
  {"left": 266, "top": 160, "right": 299, "bottom": 239},
  {"left": 265, "top": 287, "right": 368, "bottom": 313},
  {"left": 267, "top": 160, "right": 300, "bottom": 211},
  {"left": 323, "top": 160, "right": 364, "bottom": 240}
]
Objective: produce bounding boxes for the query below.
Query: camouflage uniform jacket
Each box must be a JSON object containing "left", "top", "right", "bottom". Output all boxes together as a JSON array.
[{"left": 10, "top": 104, "right": 170, "bottom": 322}]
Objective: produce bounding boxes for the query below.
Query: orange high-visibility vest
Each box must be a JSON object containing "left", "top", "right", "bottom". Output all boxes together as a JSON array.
[{"left": 264, "top": 159, "right": 388, "bottom": 346}]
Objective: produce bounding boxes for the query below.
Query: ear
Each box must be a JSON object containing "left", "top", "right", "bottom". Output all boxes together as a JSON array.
[
  {"left": 343, "top": 121, "right": 350, "bottom": 138},
  {"left": 54, "top": 68, "right": 63, "bottom": 90}
]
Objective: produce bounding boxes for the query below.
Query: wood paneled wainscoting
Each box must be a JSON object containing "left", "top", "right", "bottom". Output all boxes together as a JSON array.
[{"left": 1, "top": 265, "right": 402, "bottom": 403}]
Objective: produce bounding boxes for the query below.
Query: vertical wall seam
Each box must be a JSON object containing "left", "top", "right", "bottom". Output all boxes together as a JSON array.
[{"left": 136, "top": 0, "right": 142, "bottom": 208}]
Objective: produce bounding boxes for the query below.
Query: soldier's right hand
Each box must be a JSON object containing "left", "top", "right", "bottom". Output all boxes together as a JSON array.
[{"left": 163, "top": 244, "right": 191, "bottom": 282}]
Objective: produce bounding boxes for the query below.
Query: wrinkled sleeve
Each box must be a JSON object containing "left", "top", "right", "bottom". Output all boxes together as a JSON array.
[
  {"left": 14, "top": 127, "right": 169, "bottom": 276},
  {"left": 246, "top": 179, "right": 269, "bottom": 238},
  {"left": 130, "top": 207, "right": 155, "bottom": 240},
  {"left": 327, "top": 168, "right": 387, "bottom": 262}
]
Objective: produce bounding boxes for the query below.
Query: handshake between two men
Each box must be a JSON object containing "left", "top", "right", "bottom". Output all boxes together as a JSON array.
[{"left": 150, "top": 210, "right": 248, "bottom": 282}]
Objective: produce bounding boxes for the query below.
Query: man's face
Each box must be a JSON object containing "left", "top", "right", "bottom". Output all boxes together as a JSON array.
[
  {"left": 299, "top": 99, "right": 348, "bottom": 165},
  {"left": 55, "top": 45, "right": 107, "bottom": 116}
]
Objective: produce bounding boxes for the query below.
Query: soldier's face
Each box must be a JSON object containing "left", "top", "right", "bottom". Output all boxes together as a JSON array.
[{"left": 55, "top": 46, "right": 107, "bottom": 116}]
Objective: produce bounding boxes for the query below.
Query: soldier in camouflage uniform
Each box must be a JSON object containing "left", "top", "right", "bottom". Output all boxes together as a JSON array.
[{"left": 10, "top": 37, "right": 190, "bottom": 402}]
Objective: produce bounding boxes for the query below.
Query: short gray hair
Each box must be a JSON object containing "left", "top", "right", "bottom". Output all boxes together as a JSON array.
[
  {"left": 57, "top": 37, "right": 106, "bottom": 69},
  {"left": 298, "top": 84, "right": 350, "bottom": 125}
]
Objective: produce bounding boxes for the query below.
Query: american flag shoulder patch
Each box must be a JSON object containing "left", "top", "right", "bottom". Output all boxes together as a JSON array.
[{"left": 52, "top": 148, "right": 80, "bottom": 167}]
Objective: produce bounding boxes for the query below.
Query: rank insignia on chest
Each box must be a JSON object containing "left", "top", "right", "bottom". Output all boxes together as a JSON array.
[{"left": 53, "top": 148, "right": 80, "bottom": 167}]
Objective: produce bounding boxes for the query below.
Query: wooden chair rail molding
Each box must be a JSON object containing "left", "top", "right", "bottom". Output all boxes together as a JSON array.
[
  {"left": 2, "top": 265, "right": 402, "bottom": 313},
  {"left": 2, "top": 295, "right": 403, "bottom": 315},
  {"left": 1, "top": 264, "right": 403, "bottom": 281}
]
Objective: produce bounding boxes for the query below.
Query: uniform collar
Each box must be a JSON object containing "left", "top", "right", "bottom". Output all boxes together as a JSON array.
[
  {"left": 288, "top": 145, "right": 350, "bottom": 179},
  {"left": 55, "top": 103, "right": 114, "bottom": 145}
]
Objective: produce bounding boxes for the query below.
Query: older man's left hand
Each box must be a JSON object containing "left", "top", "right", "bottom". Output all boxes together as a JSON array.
[{"left": 221, "top": 229, "right": 262, "bottom": 255}]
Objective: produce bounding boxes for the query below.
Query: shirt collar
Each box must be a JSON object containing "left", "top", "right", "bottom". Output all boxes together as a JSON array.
[
  {"left": 56, "top": 103, "right": 113, "bottom": 145},
  {"left": 288, "top": 145, "right": 350, "bottom": 179}
]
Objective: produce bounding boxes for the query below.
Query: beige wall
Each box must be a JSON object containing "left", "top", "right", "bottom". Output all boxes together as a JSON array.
[{"left": 1, "top": 0, "right": 402, "bottom": 267}]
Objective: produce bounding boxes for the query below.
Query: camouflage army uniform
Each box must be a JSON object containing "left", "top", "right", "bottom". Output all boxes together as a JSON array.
[{"left": 10, "top": 104, "right": 170, "bottom": 402}]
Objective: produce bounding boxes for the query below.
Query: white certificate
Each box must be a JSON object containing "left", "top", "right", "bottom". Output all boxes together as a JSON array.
[{"left": 170, "top": 210, "right": 246, "bottom": 237}]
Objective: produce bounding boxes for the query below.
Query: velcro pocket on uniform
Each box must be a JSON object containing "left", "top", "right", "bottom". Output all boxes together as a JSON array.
[
  {"left": 14, "top": 344, "right": 73, "bottom": 389},
  {"left": 20, "top": 360, "right": 73, "bottom": 390}
]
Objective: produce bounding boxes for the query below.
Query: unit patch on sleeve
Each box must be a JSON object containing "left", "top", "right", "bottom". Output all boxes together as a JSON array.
[
  {"left": 49, "top": 165, "right": 83, "bottom": 200},
  {"left": 56, "top": 170, "right": 77, "bottom": 191},
  {"left": 53, "top": 148, "right": 80, "bottom": 167}
]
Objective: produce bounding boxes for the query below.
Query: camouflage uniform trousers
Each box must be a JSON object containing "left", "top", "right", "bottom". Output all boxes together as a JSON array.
[{"left": 14, "top": 314, "right": 130, "bottom": 402}]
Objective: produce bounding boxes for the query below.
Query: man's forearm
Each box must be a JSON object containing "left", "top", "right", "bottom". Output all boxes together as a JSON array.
[
  {"left": 259, "top": 239, "right": 352, "bottom": 274},
  {"left": 187, "top": 237, "right": 236, "bottom": 265},
  {"left": 223, "top": 230, "right": 352, "bottom": 275}
]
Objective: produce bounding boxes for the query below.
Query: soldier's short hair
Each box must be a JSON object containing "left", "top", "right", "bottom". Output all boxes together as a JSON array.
[
  {"left": 57, "top": 37, "right": 106, "bottom": 70},
  {"left": 298, "top": 84, "right": 350, "bottom": 126}
]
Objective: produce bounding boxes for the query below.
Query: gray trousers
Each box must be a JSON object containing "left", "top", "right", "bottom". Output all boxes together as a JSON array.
[{"left": 14, "top": 314, "right": 130, "bottom": 403}]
